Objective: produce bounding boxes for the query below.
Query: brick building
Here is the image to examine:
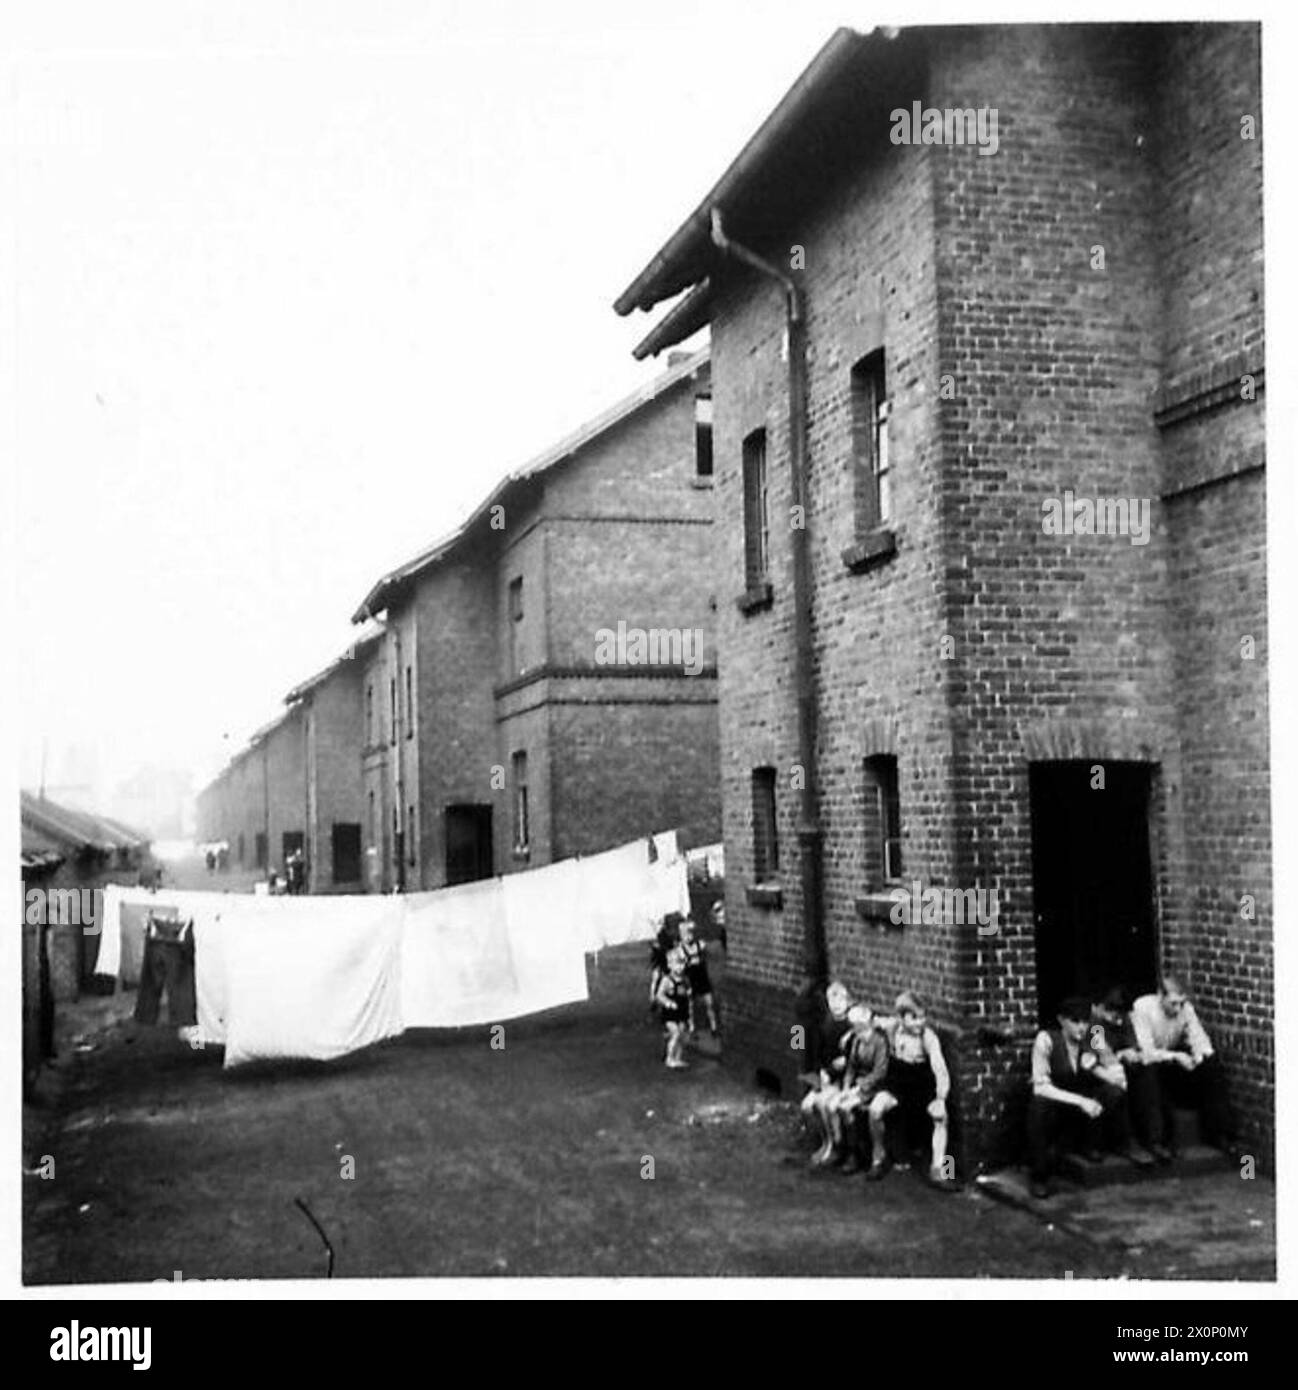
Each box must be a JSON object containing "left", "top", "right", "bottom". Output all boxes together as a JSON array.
[
  {"left": 200, "top": 349, "right": 722, "bottom": 894},
  {"left": 615, "top": 24, "right": 1269, "bottom": 1165},
  {"left": 352, "top": 347, "right": 721, "bottom": 889},
  {"left": 197, "top": 703, "right": 305, "bottom": 880}
]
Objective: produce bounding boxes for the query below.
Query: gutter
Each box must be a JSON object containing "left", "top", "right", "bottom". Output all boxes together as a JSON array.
[{"left": 709, "top": 209, "right": 827, "bottom": 987}]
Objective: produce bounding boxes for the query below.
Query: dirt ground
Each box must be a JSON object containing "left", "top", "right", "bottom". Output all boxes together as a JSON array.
[{"left": 23, "top": 924, "right": 1275, "bottom": 1285}]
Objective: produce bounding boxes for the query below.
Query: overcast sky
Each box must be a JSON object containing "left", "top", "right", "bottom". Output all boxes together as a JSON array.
[
  {"left": 7, "top": 0, "right": 875, "bottom": 800},
  {"left": 4, "top": 0, "right": 1285, "bottom": 808}
]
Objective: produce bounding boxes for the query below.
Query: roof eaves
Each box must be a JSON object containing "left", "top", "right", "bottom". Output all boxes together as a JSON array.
[{"left": 351, "top": 346, "right": 711, "bottom": 622}]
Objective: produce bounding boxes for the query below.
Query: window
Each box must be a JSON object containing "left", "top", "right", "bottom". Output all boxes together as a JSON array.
[
  {"left": 389, "top": 677, "right": 397, "bottom": 746},
  {"left": 405, "top": 666, "right": 414, "bottom": 739},
  {"left": 237, "top": 832, "right": 245, "bottom": 866},
  {"left": 851, "top": 351, "right": 890, "bottom": 530},
  {"left": 407, "top": 804, "right": 417, "bottom": 868},
  {"left": 255, "top": 832, "right": 267, "bottom": 870},
  {"left": 751, "top": 767, "right": 779, "bottom": 881},
  {"left": 365, "top": 683, "right": 374, "bottom": 745},
  {"left": 392, "top": 807, "right": 399, "bottom": 871},
  {"left": 508, "top": 577, "right": 524, "bottom": 673},
  {"left": 512, "top": 751, "right": 529, "bottom": 853},
  {"left": 695, "top": 395, "right": 713, "bottom": 478},
  {"left": 742, "top": 429, "right": 769, "bottom": 589},
  {"left": 864, "top": 755, "right": 902, "bottom": 884}
]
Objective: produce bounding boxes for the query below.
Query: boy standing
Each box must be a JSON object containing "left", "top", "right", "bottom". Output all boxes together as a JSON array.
[
  {"left": 654, "top": 948, "right": 692, "bottom": 1070},
  {"left": 679, "top": 918, "right": 719, "bottom": 1038}
]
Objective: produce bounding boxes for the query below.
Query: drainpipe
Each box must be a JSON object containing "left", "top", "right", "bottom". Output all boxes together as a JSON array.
[
  {"left": 709, "top": 209, "right": 826, "bottom": 987},
  {"left": 392, "top": 625, "right": 406, "bottom": 892}
]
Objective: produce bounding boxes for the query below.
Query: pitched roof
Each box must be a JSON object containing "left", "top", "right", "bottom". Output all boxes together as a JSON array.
[
  {"left": 351, "top": 345, "right": 710, "bottom": 621},
  {"left": 19, "top": 790, "right": 150, "bottom": 855},
  {"left": 613, "top": 26, "right": 925, "bottom": 344}
]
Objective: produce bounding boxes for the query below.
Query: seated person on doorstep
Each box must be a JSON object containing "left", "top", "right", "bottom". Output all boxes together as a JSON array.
[
  {"left": 1128, "top": 975, "right": 1239, "bottom": 1162},
  {"left": 800, "top": 980, "right": 853, "bottom": 1166},
  {"left": 867, "top": 992, "right": 959, "bottom": 1191},
  {"left": 1026, "top": 994, "right": 1148, "bottom": 1199},
  {"left": 834, "top": 1004, "right": 891, "bottom": 1176}
]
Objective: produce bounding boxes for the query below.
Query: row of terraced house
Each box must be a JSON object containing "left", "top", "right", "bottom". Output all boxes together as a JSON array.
[
  {"left": 197, "top": 348, "right": 722, "bottom": 893},
  {"left": 200, "top": 21, "right": 1270, "bottom": 1167}
]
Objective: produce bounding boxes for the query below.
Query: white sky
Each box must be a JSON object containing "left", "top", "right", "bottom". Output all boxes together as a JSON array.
[
  {"left": 3, "top": 0, "right": 1292, "bottom": 806},
  {"left": 6, "top": 0, "right": 870, "bottom": 797}
]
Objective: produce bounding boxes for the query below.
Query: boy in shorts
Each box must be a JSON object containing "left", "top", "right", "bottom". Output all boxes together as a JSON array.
[{"left": 867, "top": 992, "right": 958, "bottom": 1190}]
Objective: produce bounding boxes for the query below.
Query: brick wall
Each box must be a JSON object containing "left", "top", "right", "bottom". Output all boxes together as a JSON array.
[{"left": 710, "top": 22, "right": 1268, "bottom": 1166}]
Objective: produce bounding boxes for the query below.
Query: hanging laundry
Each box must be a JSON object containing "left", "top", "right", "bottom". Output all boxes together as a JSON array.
[
  {"left": 400, "top": 878, "right": 518, "bottom": 1029},
  {"left": 500, "top": 858, "right": 589, "bottom": 1017},
  {"left": 134, "top": 908, "right": 197, "bottom": 1027},
  {"left": 220, "top": 895, "right": 404, "bottom": 1068}
]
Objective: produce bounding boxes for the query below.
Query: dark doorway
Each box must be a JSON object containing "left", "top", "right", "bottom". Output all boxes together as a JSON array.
[
  {"left": 282, "top": 830, "right": 304, "bottom": 864},
  {"left": 331, "top": 822, "right": 362, "bottom": 885},
  {"left": 1029, "top": 761, "right": 1159, "bottom": 1025},
  {"left": 445, "top": 805, "right": 493, "bottom": 886}
]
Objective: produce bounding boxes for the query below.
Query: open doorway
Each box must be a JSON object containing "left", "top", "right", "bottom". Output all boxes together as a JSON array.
[
  {"left": 1029, "top": 760, "right": 1159, "bottom": 1024},
  {"left": 445, "top": 805, "right": 493, "bottom": 885}
]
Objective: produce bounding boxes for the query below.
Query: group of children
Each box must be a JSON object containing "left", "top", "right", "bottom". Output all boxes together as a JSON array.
[
  {"left": 649, "top": 912, "right": 720, "bottom": 1069},
  {"left": 799, "top": 981, "right": 960, "bottom": 1192},
  {"left": 1027, "top": 976, "right": 1240, "bottom": 1198}
]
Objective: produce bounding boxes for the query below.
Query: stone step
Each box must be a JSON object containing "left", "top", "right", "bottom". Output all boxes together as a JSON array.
[{"left": 1059, "top": 1143, "right": 1229, "bottom": 1188}]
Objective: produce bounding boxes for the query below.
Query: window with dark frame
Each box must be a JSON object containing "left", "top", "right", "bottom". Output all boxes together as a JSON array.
[
  {"left": 751, "top": 766, "right": 779, "bottom": 882},
  {"left": 508, "top": 577, "right": 524, "bottom": 672},
  {"left": 255, "top": 831, "right": 267, "bottom": 870},
  {"left": 851, "top": 351, "right": 890, "bottom": 531},
  {"left": 512, "top": 751, "right": 529, "bottom": 852},
  {"left": 389, "top": 676, "right": 397, "bottom": 746},
  {"left": 405, "top": 665, "right": 414, "bottom": 739},
  {"left": 863, "top": 754, "right": 902, "bottom": 885},
  {"left": 742, "top": 428, "right": 769, "bottom": 589},
  {"left": 695, "top": 395, "right": 713, "bottom": 478},
  {"left": 366, "top": 683, "right": 374, "bottom": 746},
  {"left": 407, "top": 804, "right": 416, "bottom": 868},
  {"left": 368, "top": 790, "right": 375, "bottom": 848}
]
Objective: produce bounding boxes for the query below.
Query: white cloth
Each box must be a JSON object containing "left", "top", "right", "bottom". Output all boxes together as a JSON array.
[
  {"left": 500, "top": 859, "right": 589, "bottom": 1016},
  {"left": 95, "top": 883, "right": 124, "bottom": 979},
  {"left": 221, "top": 895, "right": 404, "bottom": 1068},
  {"left": 399, "top": 879, "right": 518, "bottom": 1028}
]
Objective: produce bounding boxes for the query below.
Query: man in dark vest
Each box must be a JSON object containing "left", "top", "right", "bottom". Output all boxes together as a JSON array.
[{"left": 1026, "top": 994, "right": 1150, "bottom": 1198}]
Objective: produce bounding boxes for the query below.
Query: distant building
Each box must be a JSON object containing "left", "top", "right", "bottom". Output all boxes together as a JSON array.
[
  {"left": 615, "top": 24, "right": 1270, "bottom": 1164},
  {"left": 198, "top": 349, "right": 721, "bottom": 893},
  {"left": 352, "top": 347, "right": 720, "bottom": 889}
]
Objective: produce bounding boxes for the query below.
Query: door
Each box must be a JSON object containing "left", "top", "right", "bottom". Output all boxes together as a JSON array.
[
  {"left": 1029, "top": 761, "right": 1158, "bottom": 1024},
  {"left": 445, "top": 805, "right": 493, "bottom": 886}
]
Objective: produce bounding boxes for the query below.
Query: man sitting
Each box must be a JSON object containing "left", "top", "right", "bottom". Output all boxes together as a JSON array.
[
  {"left": 1128, "top": 976, "right": 1239, "bottom": 1162},
  {"left": 1027, "top": 995, "right": 1149, "bottom": 1199}
]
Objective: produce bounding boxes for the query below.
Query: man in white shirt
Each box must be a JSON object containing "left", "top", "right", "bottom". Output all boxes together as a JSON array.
[{"left": 1128, "top": 976, "right": 1237, "bottom": 1161}]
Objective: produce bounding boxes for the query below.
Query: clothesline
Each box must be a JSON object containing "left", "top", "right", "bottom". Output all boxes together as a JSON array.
[{"left": 96, "top": 830, "right": 690, "bottom": 1068}]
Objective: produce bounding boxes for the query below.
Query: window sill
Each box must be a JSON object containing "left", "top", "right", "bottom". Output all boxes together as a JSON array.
[
  {"left": 746, "top": 883, "right": 784, "bottom": 909},
  {"left": 855, "top": 889, "right": 906, "bottom": 926},
  {"left": 841, "top": 528, "right": 897, "bottom": 573},
  {"left": 736, "top": 581, "right": 774, "bottom": 615},
  {"left": 691, "top": 475, "right": 715, "bottom": 489}
]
